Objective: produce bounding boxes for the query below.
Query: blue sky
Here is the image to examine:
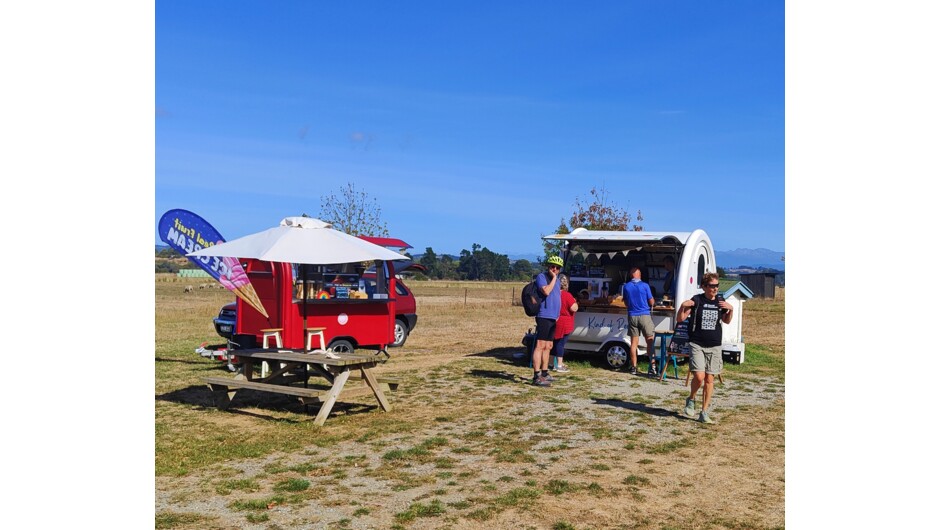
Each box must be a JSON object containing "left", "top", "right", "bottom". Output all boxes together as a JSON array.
[{"left": 156, "top": 1, "right": 784, "bottom": 256}]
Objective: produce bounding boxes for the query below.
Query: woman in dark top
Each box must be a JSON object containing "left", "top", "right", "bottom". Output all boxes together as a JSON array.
[{"left": 676, "top": 272, "right": 733, "bottom": 424}]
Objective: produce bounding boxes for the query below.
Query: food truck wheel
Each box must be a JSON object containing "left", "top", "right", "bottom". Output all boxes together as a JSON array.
[
  {"left": 328, "top": 339, "right": 355, "bottom": 354},
  {"left": 603, "top": 343, "right": 630, "bottom": 370},
  {"left": 391, "top": 319, "right": 409, "bottom": 347}
]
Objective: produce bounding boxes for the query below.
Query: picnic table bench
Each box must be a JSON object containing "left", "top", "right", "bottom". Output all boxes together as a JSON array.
[{"left": 204, "top": 348, "right": 400, "bottom": 425}]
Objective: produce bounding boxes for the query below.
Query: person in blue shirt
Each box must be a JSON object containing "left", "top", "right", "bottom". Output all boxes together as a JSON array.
[
  {"left": 531, "top": 255, "right": 563, "bottom": 386},
  {"left": 621, "top": 266, "right": 656, "bottom": 375}
]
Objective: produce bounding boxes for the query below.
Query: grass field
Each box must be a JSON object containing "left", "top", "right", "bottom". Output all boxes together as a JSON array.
[{"left": 155, "top": 274, "right": 784, "bottom": 529}]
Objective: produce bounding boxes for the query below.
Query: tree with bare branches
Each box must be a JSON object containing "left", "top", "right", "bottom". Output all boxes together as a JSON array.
[{"left": 318, "top": 182, "right": 389, "bottom": 236}]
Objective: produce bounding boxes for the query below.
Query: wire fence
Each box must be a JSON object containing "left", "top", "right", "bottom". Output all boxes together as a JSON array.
[{"left": 408, "top": 281, "right": 526, "bottom": 307}]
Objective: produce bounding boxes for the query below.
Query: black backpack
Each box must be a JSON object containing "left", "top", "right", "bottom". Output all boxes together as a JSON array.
[{"left": 521, "top": 274, "right": 544, "bottom": 317}]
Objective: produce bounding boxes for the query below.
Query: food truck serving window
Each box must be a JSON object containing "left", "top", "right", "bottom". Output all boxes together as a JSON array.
[{"left": 291, "top": 261, "right": 387, "bottom": 301}]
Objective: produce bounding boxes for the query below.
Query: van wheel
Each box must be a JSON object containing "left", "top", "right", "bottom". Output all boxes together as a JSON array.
[
  {"left": 604, "top": 343, "right": 629, "bottom": 370},
  {"left": 391, "top": 319, "right": 409, "bottom": 347},
  {"left": 328, "top": 339, "right": 355, "bottom": 354}
]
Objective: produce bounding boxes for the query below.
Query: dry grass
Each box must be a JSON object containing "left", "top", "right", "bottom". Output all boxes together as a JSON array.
[{"left": 155, "top": 276, "right": 785, "bottom": 529}]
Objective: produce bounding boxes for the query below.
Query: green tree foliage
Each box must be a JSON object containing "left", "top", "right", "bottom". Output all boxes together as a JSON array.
[
  {"left": 157, "top": 247, "right": 183, "bottom": 258},
  {"left": 717, "top": 266, "right": 727, "bottom": 278},
  {"left": 541, "top": 221, "right": 569, "bottom": 267},
  {"left": 155, "top": 260, "right": 180, "bottom": 273},
  {"left": 416, "top": 245, "right": 523, "bottom": 281},
  {"left": 438, "top": 254, "right": 458, "bottom": 279},
  {"left": 318, "top": 182, "right": 389, "bottom": 236},
  {"left": 419, "top": 247, "right": 439, "bottom": 278},
  {"left": 544, "top": 185, "right": 644, "bottom": 261},
  {"left": 511, "top": 259, "right": 539, "bottom": 280},
  {"left": 457, "top": 244, "right": 511, "bottom": 281}
]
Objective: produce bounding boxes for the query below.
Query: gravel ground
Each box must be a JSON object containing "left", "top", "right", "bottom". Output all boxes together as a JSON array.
[{"left": 156, "top": 351, "right": 785, "bottom": 530}]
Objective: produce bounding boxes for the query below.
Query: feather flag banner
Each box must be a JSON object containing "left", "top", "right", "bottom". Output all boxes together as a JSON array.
[{"left": 158, "top": 209, "right": 269, "bottom": 318}]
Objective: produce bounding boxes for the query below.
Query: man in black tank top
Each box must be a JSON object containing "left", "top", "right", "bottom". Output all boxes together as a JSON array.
[{"left": 676, "top": 272, "right": 733, "bottom": 424}]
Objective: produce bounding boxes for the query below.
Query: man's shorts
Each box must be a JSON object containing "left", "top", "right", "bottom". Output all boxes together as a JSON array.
[
  {"left": 535, "top": 317, "right": 557, "bottom": 341},
  {"left": 689, "top": 342, "right": 723, "bottom": 375},
  {"left": 628, "top": 314, "right": 655, "bottom": 338}
]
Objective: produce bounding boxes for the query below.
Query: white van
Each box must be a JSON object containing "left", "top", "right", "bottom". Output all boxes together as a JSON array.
[{"left": 542, "top": 228, "right": 746, "bottom": 369}]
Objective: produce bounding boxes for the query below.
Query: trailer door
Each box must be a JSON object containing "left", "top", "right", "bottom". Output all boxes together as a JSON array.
[{"left": 675, "top": 230, "right": 715, "bottom": 303}]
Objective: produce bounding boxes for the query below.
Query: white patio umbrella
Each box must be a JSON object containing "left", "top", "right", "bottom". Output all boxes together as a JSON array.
[
  {"left": 188, "top": 216, "right": 408, "bottom": 351},
  {"left": 188, "top": 216, "right": 408, "bottom": 264}
]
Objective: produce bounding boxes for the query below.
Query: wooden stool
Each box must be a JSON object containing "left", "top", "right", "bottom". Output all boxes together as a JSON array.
[
  {"left": 306, "top": 327, "right": 327, "bottom": 351},
  {"left": 260, "top": 328, "right": 283, "bottom": 378},
  {"left": 260, "top": 328, "right": 283, "bottom": 349}
]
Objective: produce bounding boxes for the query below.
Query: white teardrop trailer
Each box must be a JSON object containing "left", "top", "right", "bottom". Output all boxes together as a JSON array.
[{"left": 540, "top": 228, "right": 749, "bottom": 370}]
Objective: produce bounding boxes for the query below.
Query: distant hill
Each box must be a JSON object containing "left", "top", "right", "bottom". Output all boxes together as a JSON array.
[
  {"left": 507, "top": 253, "right": 541, "bottom": 263},
  {"left": 715, "top": 248, "right": 784, "bottom": 270}
]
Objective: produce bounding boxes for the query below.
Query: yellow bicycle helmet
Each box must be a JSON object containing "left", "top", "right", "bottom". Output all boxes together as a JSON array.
[{"left": 547, "top": 255, "right": 564, "bottom": 267}]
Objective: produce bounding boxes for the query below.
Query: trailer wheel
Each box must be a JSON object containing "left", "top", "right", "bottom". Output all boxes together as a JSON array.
[
  {"left": 328, "top": 339, "right": 355, "bottom": 354},
  {"left": 603, "top": 342, "right": 629, "bottom": 370}
]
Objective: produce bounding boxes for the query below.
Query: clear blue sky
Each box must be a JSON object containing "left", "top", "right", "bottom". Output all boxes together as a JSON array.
[{"left": 156, "top": 1, "right": 784, "bottom": 256}]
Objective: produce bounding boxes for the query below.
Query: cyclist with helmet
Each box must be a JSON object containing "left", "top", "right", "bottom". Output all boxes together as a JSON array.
[{"left": 531, "top": 255, "right": 564, "bottom": 386}]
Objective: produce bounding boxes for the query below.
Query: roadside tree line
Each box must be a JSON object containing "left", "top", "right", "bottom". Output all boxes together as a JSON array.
[{"left": 414, "top": 244, "right": 540, "bottom": 282}]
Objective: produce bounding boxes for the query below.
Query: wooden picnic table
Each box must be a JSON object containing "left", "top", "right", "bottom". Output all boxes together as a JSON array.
[{"left": 204, "top": 348, "right": 399, "bottom": 426}]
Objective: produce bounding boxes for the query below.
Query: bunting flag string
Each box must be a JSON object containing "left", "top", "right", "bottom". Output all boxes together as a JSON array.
[{"left": 568, "top": 247, "right": 642, "bottom": 260}]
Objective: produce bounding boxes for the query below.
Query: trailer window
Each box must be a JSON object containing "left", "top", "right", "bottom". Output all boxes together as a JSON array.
[{"left": 697, "top": 255, "right": 706, "bottom": 285}]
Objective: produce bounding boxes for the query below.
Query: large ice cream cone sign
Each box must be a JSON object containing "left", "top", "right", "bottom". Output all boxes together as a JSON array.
[
  {"left": 219, "top": 256, "right": 269, "bottom": 318},
  {"left": 158, "top": 209, "right": 269, "bottom": 318}
]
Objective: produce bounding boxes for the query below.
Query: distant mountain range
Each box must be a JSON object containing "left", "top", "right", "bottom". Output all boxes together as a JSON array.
[
  {"left": 715, "top": 248, "right": 784, "bottom": 270},
  {"left": 158, "top": 245, "right": 784, "bottom": 270}
]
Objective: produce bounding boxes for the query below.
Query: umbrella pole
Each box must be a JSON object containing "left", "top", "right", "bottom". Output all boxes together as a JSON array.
[
  {"left": 303, "top": 266, "right": 309, "bottom": 354},
  {"left": 302, "top": 265, "right": 309, "bottom": 400}
]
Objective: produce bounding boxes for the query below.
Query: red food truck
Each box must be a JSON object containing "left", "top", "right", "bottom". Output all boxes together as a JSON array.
[{"left": 228, "top": 256, "right": 404, "bottom": 355}]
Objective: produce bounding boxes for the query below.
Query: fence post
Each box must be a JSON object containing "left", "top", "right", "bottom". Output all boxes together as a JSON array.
[{"left": 465, "top": 288, "right": 468, "bottom": 305}]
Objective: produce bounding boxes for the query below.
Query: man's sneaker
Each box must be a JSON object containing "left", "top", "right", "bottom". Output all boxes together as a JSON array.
[
  {"left": 532, "top": 376, "right": 552, "bottom": 387},
  {"left": 541, "top": 373, "right": 556, "bottom": 382},
  {"left": 649, "top": 363, "right": 658, "bottom": 375},
  {"left": 555, "top": 365, "right": 571, "bottom": 373},
  {"left": 628, "top": 366, "right": 638, "bottom": 375},
  {"left": 683, "top": 398, "right": 696, "bottom": 418},
  {"left": 698, "top": 411, "right": 715, "bottom": 424}
]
